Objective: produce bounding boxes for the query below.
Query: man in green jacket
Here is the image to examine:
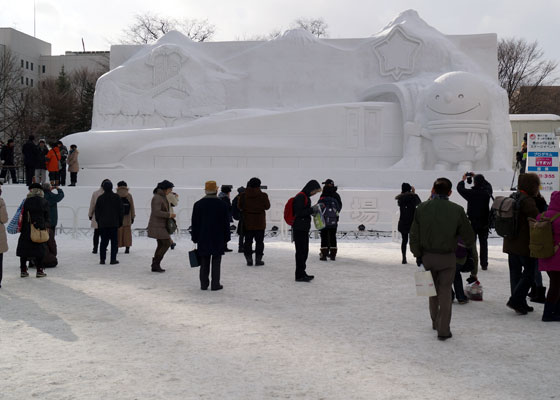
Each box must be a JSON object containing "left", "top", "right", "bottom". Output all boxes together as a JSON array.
[{"left": 410, "top": 177, "right": 475, "bottom": 340}]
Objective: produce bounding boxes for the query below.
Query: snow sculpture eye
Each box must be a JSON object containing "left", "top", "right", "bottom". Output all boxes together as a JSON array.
[
  {"left": 458, "top": 94, "right": 464, "bottom": 99},
  {"left": 435, "top": 95, "right": 440, "bottom": 100}
]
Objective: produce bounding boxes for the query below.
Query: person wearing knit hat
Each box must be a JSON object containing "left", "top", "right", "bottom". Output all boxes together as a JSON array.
[
  {"left": 191, "top": 181, "right": 231, "bottom": 290},
  {"left": 95, "top": 179, "right": 124, "bottom": 265},
  {"left": 147, "top": 180, "right": 176, "bottom": 272},
  {"left": 231, "top": 186, "right": 246, "bottom": 253},
  {"left": 395, "top": 182, "right": 421, "bottom": 264}
]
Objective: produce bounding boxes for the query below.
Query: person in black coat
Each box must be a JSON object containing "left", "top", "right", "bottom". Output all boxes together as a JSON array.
[
  {"left": 322, "top": 179, "right": 342, "bottom": 210},
  {"left": 94, "top": 180, "right": 124, "bottom": 265},
  {"left": 457, "top": 173, "right": 492, "bottom": 270},
  {"left": 0, "top": 139, "right": 18, "bottom": 184},
  {"left": 292, "top": 180, "right": 322, "bottom": 282},
  {"left": 232, "top": 186, "right": 245, "bottom": 253},
  {"left": 396, "top": 183, "right": 421, "bottom": 264},
  {"left": 16, "top": 183, "right": 50, "bottom": 278},
  {"left": 191, "top": 181, "right": 231, "bottom": 291},
  {"left": 22, "top": 135, "right": 37, "bottom": 186}
]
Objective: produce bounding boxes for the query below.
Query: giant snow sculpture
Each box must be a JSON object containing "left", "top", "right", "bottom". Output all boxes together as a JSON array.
[{"left": 63, "top": 10, "right": 512, "bottom": 188}]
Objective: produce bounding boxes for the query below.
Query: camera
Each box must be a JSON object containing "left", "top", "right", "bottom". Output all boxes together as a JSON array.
[
  {"left": 465, "top": 172, "right": 474, "bottom": 185},
  {"left": 260, "top": 185, "right": 268, "bottom": 190}
]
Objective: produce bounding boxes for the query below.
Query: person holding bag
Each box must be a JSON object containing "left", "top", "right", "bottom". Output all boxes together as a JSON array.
[
  {"left": 147, "top": 180, "right": 175, "bottom": 273},
  {"left": 16, "top": 183, "right": 50, "bottom": 278}
]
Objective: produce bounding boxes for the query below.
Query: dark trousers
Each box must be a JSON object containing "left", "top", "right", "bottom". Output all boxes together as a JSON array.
[
  {"left": 48, "top": 171, "right": 59, "bottom": 184},
  {"left": 70, "top": 172, "right": 77, "bottom": 185},
  {"left": 99, "top": 227, "right": 118, "bottom": 262},
  {"left": 546, "top": 271, "right": 560, "bottom": 305},
  {"left": 59, "top": 167, "right": 66, "bottom": 185},
  {"left": 0, "top": 253, "right": 3, "bottom": 286},
  {"left": 293, "top": 229, "right": 310, "bottom": 279},
  {"left": 93, "top": 228, "right": 100, "bottom": 250},
  {"left": 400, "top": 231, "right": 409, "bottom": 258},
  {"left": 474, "top": 227, "right": 488, "bottom": 267},
  {"left": 508, "top": 254, "right": 536, "bottom": 307},
  {"left": 0, "top": 167, "right": 17, "bottom": 183},
  {"left": 453, "top": 266, "right": 467, "bottom": 301},
  {"left": 20, "top": 256, "right": 43, "bottom": 269},
  {"left": 423, "top": 252, "right": 456, "bottom": 337},
  {"left": 199, "top": 255, "right": 222, "bottom": 289},
  {"left": 244, "top": 229, "right": 265, "bottom": 257},
  {"left": 155, "top": 239, "right": 171, "bottom": 260},
  {"left": 25, "top": 164, "right": 35, "bottom": 186},
  {"left": 320, "top": 227, "right": 337, "bottom": 249}
]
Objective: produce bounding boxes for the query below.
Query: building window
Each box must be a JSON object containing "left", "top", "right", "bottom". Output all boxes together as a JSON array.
[
  {"left": 21, "top": 76, "right": 24, "bottom": 84},
  {"left": 42, "top": 65, "right": 46, "bottom": 73},
  {"left": 25, "top": 77, "right": 28, "bottom": 85},
  {"left": 31, "top": 62, "right": 34, "bottom": 71},
  {"left": 30, "top": 79, "right": 34, "bottom": 87},
  {"left": 512, "top": 131, "right": 519, "bottom": 147},
  {"left": 21, "top": 59, "right": 24, "bottom": 68},
  {"left": 26, "top": 61, "right": 29, "bottom": 69}
]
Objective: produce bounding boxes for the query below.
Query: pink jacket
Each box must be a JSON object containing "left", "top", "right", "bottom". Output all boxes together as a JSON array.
[{"left": 538, "top": 191, "right": 560, "bottom": 271}]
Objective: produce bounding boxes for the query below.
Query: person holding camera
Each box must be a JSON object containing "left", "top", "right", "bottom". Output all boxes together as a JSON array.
[
  {"left": 396, "top": 183, "right": 421, "bottom": 264},
  {"left": 238, "top": 178, "right": 270, "bottom": 266},
  {"left": 457, "top": 173, "right": 492, "bottom": 270}
]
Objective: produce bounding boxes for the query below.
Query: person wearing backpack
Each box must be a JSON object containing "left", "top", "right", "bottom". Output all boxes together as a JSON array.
[
  {"left": 503, "top": 173, "right": 541, "bottom": 315},
  {"left": 117, "top": 181, "right": 135, "bottom": 254},
  {"left": 396, "top": 183, "right": 421, "bottom": 264},
  {"left": 457, "top": 173, "right": 492, "bottom": 270},
  {"left": 318, "top": 185, "right": 341, "bottom": 261},
  {"left": 410, "top": 178, "right": 475, "bottom": 340},
  {"left": 535, "top": 191, "right": 560, "bottom": 321},
  {"left": 291, "top": 180, "right": 322, "bottom": 282}
]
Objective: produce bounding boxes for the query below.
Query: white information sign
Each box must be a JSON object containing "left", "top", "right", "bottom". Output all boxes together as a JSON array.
[{"left": 527, "top": 132, "right": 559, "bottom": 191}]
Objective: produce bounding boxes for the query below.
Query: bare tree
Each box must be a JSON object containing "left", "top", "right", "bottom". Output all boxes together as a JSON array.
[
  {"left": 236, "top": 30, "right": 282, "bottom": 41},
  {"left": 291, "top": 18, "right": 329, "bottom": 38},
  {"left": 498, "top": 37, "right": 558, "bottom": 113},
  {"left": 0, "top": 48, "right": 23, "bottom": 138},
  {"left": 121, "top": 12, "right": 215, "bottom": 44}
]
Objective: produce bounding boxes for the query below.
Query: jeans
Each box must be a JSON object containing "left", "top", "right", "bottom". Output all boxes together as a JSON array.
[
  {"left": 244, "top": 230, "right": 265, "bottom": 257},
  {"left": 99, "top": 227, "right": 118, "bottom": 262},
  {"left": 199, "top": 255, "right": 222, "bottom": 289},
  {"left": 508, "top": 254, "right": 536, "bottom": 306},
  {"left": 293, "top": 229, "right": 310, "bottom": 279}
]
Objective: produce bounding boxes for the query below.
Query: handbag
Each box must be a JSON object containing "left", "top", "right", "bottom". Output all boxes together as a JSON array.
[
  {"left": 189, "top": 247, "right": 200, "bottom": 268},
  {"left": 313, "top": 206, "right": 326, "bottom": 230},
  {"left": 28, "top": 212, "right": 49, "bottom": 243},
  {"left": 166, "top": 217, "right": 177, "bottom": 234},
  {"left": 7, "top": 199, "right": 25, "bottom": 234},
  {"left": 415, "top": 266, "right": 437, "bottom": 297}
]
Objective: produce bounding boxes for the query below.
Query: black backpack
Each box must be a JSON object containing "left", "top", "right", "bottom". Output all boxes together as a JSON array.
[
  {"left": 491, "top": 192, "right": 526, "bottom": 238},
  {"left": 320, "top": 196, "right": 339, "bottom": 227},
  {"left": 121, "top": 197, "right": 131, "bottom": 216}
]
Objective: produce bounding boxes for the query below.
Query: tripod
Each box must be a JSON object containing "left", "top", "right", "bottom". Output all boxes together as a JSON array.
[{"left": 510, "top": 160, "right": 520, "bottom": 190}]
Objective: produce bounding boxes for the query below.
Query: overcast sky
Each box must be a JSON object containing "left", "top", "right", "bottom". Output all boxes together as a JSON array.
[{"left": 2, "top": 0, "right": 559, "bottom": 72}]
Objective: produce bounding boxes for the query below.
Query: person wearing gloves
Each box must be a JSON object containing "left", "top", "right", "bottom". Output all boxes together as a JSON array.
[{"left": 292, "top": 180, "right": 322, "bottom": 282}]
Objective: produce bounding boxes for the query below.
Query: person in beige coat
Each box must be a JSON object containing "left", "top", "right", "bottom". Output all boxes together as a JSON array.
[
  {"left": 147, "top": 180, "right": 175, "bottom": 272},
  {"left": 117, "top": 181, "right": 135, "bottom": 254},
  {"left": 88, "top": 179, "right": 109, "bottom": 254},
  {"left": 0, "top": 185, "right": 8, "bottom": 288},
  {"left": 67, "top": 145, "right": 79, "bottom": 186}
]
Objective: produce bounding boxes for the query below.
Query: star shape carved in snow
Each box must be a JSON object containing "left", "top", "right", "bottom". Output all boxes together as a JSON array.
[{"left": 372, "top": 26, "right": 423, "bottom": 81}]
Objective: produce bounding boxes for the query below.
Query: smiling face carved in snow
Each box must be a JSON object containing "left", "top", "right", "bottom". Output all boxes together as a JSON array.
[{"left": 425, "top": 71, "right": 490, "bottom": 121}]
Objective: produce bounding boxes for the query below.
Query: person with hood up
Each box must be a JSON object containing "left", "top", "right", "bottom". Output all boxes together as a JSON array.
[
  {"left": 396, "top": 183, "right": 421, "bottom": 264},
  {"left": 536, "top": 190, "right": 560, "bottom": 321},
  {"left": 191, "top": 181, "right": 231, "bottom": 290},
  {"left": 0, "top": 184, "right": 8, "bottom": 287},
  {"left": 503, "top": 172, "right": 541, "bottom": 315},
  {"left": 95, "top": 180, "right": 124, "bottom": 265},
  {"left": 238, "top": 177, "right": 271, "bottom": 266},
  {"left": 116, "top": 181, "right": 135, "bottom": 254},
  {"left": 318, "top": 185, "right": 341, "bottom": 261},
  {"left": 147, "top": 180, "right": 175, "bottom": 272},
  {"left": 16, "top": 183, "right": 50, "bottom": 278},
  {"left": 292, "top": 180, "right": 322, "bottom": 282},
  {"left": 231, "top": 186, "right": 246, "bottom": 253},
  {"left": 88, "top": 179, "right": 110, "bottom": 254},
  {"left": 67, "top": 144, "right": 79, "bottom": 186},
  {"left": 42, "top": 183, "right": 64, "bottom": 268}
]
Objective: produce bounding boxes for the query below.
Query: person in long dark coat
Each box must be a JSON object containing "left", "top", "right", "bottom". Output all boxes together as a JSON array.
[
  {"left": 94, "top": 180, "right": 124, "bottom": 265},
  {"left": 396, "top": 182, "right": 421, "bottom": 264},
  {"left": 292, "top": 180, "right": 322, "bottom": 282},
  {"left": 191, "top": 181, "right": 231, "bottom": 291},
  {"left": 16, "top": 183, "right": 50, "bottom": 278}
]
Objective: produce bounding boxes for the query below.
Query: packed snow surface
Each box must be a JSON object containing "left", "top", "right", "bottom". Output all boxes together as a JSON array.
[{"left": 1, "top": 236, "right": 559, "bottom": 399}]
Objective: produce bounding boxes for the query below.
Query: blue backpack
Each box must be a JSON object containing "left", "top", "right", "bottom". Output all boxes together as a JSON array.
[{"left": 320, "top": 196, "right": 339, "bottom": 227}]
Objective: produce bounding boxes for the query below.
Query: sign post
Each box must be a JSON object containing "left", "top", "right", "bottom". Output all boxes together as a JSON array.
[{"left": 527, "top": 132, "right": 559, "bottom": 191}]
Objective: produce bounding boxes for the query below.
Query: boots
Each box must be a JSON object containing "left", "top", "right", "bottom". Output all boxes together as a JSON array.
[
  {"left": 20, "top": 266, "right": 29, "bottom": 278},
  {"left": 245, "top": 254, "right": 253, "bottom": 266},
  {"left": 151, "top": 257, "right": 165, "bottom": 273},
  {"left": 530, "top": 287, "right": 547, "bottom": 304},
  {"left": 320, "top": 248, "right": 329, "bottom": 261},
  {"left": 329, "top": 248, "right": 337, "bottom": 261},
  {"left": 125, "top": 247, "right": 130, "bottom": 254},
  {"left": 255, "top": 255, "right": 265, "bottom": 266},
  {"left": 402, "top": 254, "right": 407, "bottom": 264},
  {"left": 36, "top": 268, "right": 47, "bottom": 278},
  {"left": 542, "top": 302, "right": 560, "bottom": 322}
]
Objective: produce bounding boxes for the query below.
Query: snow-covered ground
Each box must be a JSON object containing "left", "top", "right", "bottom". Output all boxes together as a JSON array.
[{"left": 1, "top": 235, "right": 559, "bottom": 400}]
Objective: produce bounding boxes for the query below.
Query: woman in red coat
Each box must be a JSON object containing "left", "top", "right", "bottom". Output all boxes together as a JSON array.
[{"left": 45, "top": 143, "right": 61, "bottom": 185}]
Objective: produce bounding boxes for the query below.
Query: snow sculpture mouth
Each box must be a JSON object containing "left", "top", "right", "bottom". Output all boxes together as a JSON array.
[{"left": 427, "top": 103, "right": 481, "bottom": 115}]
